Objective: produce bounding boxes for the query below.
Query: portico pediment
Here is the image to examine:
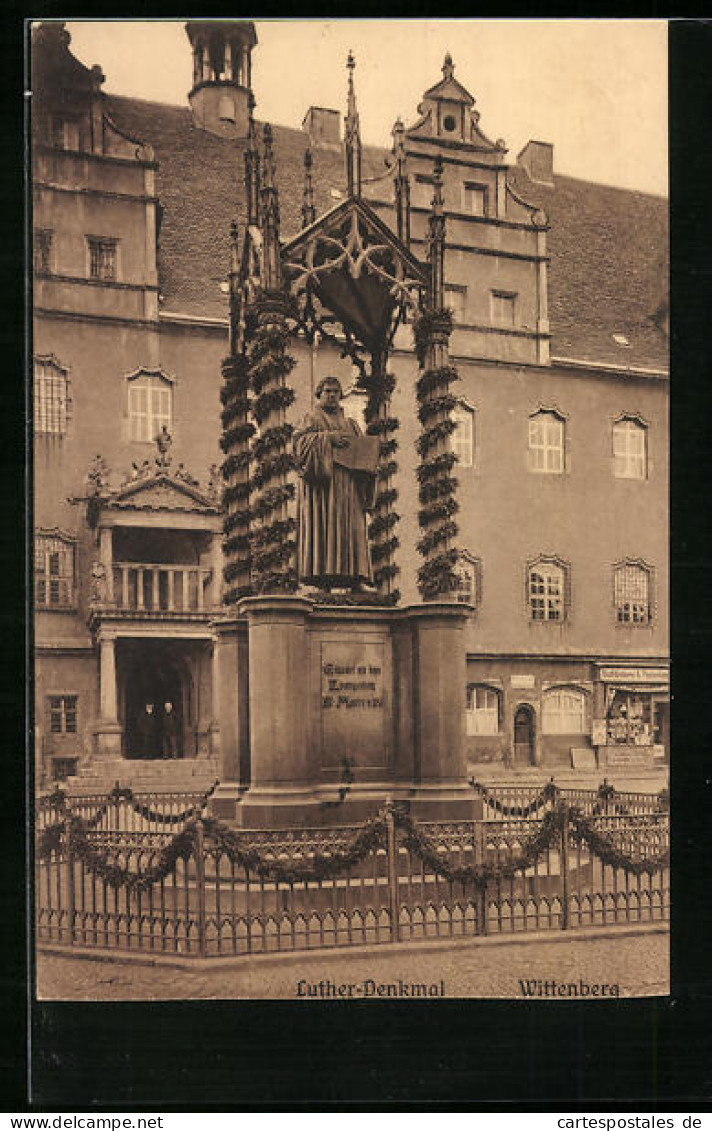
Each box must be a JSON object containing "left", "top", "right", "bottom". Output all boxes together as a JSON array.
[{"left": 107, "top": 474, "right": 218, "bottom": 514}]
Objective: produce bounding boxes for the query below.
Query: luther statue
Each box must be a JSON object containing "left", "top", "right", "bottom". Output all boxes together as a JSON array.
[{"left": 294, "top": 375, "right": 379, "bottom": 590}]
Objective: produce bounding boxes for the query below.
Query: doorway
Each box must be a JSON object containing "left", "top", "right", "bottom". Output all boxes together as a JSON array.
[
  {"left": 513, "top": 704, "right": 535, "bottom": 766},
  {"left": 118, "top": 641, "right": 193, "bottom": 760}
]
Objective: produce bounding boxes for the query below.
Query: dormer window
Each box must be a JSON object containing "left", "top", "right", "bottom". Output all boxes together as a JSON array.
[
  {"left": 463, "top": 182, "right": 487, "bottom": 217},
  {"left": 52, "top": 115, "right": 80, "bottom": 151}
]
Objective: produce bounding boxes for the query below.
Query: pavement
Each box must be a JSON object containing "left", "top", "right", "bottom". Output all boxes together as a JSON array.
[{"left": 36, "top": 923, "right": 669, "bottom": 1002}]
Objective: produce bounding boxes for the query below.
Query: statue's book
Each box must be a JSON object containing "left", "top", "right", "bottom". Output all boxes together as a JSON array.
[{"left": 332, "top": 433, "right": 380, "bottom": 473}]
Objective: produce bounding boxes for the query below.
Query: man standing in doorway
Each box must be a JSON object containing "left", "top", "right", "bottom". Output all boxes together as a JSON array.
[{"left": 161, "top": 701, "right": 178, "bottom": 759}]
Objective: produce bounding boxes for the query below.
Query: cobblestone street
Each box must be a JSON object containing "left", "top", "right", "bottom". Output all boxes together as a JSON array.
[{"left": 37, "top": 925, "right": 669, "bottom": 1001}]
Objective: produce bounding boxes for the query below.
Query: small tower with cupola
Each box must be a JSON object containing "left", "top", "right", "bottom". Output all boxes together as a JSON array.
[{"left": 186, "top": 21, "right": 257, "bottom": 138}]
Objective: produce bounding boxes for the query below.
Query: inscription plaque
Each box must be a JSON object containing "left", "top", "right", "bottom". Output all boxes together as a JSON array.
[{"left": 319, "top": 639, "right": 389, "bottom": 770}]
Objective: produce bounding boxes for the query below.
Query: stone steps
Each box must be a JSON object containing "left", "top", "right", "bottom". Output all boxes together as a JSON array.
[{"left": 65, "top": 759, "right": 220, "bottom": 796}]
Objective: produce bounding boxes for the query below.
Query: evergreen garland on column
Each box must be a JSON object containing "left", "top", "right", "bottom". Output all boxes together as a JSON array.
[
  {"left": 220, "top": 352, "right": 254, "bottom": 604},
  {"left": 360, "top": 368, "right": 401, "bottom": 603},
  {"left": 248, "top": 316, "right": 299, "bottom": 594},
  {"left": 414, "top": 308, "right": 462, "bottom": 600}
]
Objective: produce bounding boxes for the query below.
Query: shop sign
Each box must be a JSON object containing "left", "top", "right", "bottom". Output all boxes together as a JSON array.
[{"left": 599, "top": 667, "right": 669, "bottom": 685}]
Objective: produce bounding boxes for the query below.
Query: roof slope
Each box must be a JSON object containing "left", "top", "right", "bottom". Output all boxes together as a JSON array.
[{"left": 108, "top": 94, "right": 668, "bottom": 370}]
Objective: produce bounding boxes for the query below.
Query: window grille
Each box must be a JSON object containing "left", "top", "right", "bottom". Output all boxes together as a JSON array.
[
  {"left": 49, "top": 695, "right": 78, "bottom": 735},
  {"left": 529, "top": 411, "right": 564, "bottom": 473},
  {"left": 34, "top": 229, "right": 53, "bottom": 275},
  {"left": 88, "top": 237, "right": 118, "bottom": 281},
  {"left": 35, "top": 535, "right": 75, "bottom": 608},
  {"left": 613, "top": 418, "right": 647, "bottom": 479},
  {"left": 128, "top": 372, "right": 173, "bottom": 442},
  {"left": 451, "top": 402, "right": 475, "bottom": 467},
  {"left": 34, "top": 359, "right": 69, "bottom": 435},
  {"left": 528, "top": 561, "right": 565, "bottom": 621},
  {"left": 614, "top": 563, "right": 651, "bottom": 624},
  {"left": 542, "top": 688, "right": 586, "bottom": 733},
  {"left": 466, "top": 685, "right": 500, "bottom": 735}
]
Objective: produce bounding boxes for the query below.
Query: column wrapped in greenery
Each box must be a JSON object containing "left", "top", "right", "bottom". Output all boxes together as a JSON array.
[
  {"left": 361, "top": 365, "right": 400, "bottom": 603},
  {"left": 220, "top": 351, "right": 254, "bottom": 605},
  {"left": 248, "top": 312, "right": 298, "bottom": 594},
  {"left": 414, "top": 308, "right": 461, "bottom": 600}
]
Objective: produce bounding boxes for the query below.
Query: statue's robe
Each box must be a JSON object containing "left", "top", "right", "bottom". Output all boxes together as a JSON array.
[{"left": 294, "top": 406, "right": 376, "bottom": 586}]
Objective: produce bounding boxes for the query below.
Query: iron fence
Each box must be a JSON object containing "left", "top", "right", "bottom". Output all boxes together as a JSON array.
[
  {"left": 471, "top": 780, "right": 667, "bottom": 821},
  {"left": 36, "top": 803, "right": 669, "bottom": 958},
  {"left": 36, "top": 784, "right": 218, "bottom": 835}
]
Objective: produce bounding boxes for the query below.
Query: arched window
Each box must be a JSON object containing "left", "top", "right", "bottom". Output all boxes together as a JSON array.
[
  {"left": 466, "top": 685, "right": 500, "bottom": 735},
  {"left": 341, "top": 385, "right": 368, "bottom": 432},
  {"left": 35, "top": 532, "right": 75, "bottom": 609},
  {"left": 528, "top": 410, "right": 565, "bottom": 473},
  {"left": 128, "top": 370, "right": 173, "bottom": 442},
  {"left": 452, "top": 402, "right": 475, "bottom": 467},
  {"left": 542, "top": 688, "right": 586, "bottom": 734},
  {"left": 451, "top": 552, "right": 481, "bottom": 605},
  {"left": 613, "top": 417, "right": 647, "bottom": 479},
  {"left": 34, "top": 357, "right": 69, "bottom": 435},
  {"left": 614, "top": 562, "right": 652, "bottom": 625},
  {"left": 528, "top": 558, "right": 568, "bottom": 622}
]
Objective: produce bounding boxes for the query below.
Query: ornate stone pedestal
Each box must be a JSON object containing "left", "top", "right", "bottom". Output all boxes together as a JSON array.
[{"left": 210, "top": 595, "right": 475, "bottom": 827}]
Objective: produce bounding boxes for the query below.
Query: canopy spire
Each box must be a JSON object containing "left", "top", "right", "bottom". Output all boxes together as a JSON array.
[
  {"left": 345, "top": 50, "right": 362, "bottom": 198},
  {"left": 301, "top": 147, "right": 316, "bottom": 228}
]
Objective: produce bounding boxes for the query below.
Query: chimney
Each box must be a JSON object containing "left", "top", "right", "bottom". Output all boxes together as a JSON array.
[
  {"left": 302, "top": 107, "right": 341, "bottom": 152},
  {"left": 516, "top": 140, "right": 554, "bottom": 187}
]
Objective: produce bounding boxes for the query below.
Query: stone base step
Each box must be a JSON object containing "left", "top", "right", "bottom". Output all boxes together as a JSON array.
[{"left": 65, "top": 759, "right": 220, "bottom": 797}]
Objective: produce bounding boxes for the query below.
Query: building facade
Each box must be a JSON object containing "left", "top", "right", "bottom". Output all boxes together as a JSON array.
[{"left": 31, "top": 22, "right": 668, "bottom": 791}]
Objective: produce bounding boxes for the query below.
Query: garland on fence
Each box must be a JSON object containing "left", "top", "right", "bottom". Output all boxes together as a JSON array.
[
  {"left": 221, "top": 353, "right": 254, "bottom": 606},
  {"left": 247, "top": 323, "right": 298, "bottom": 594},
  {"left": 568, "top": 810, "right": 670, "bottom": 875},
  {"left": 471, "top": 779, "right": 560, "bottom": 818},
  {"left": 36, "top": 800, "right": 669, "bottom": 889},
  {"left": 37, "top": 781, "right": 219, "bottom": 839}
]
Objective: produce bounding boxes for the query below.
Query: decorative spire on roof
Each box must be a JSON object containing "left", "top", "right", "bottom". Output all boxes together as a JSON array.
[
  {"left": 301, "top": 148, "right": 316, "bottom": 229},
  {"left": 260, "top": 124, "right": 283, "bottom": 292},
  {"left": 345, "top": 51, "right": 362, "bottom": 198},
  {"left": 442, "top": 52, "right": 454, "bottom": 80},
  {"left": 391, "top": 116, "right": 410, "bottom": 250},
  {"left": 427, "top": 156, "right": 446, "bottom": 311},
  {"left": 245, "top": 92, "right": 261, "bottom": 226}
]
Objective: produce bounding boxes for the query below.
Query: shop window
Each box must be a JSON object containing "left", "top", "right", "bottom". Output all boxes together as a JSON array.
[
  {"left": 466, "top": 685, "right": 500, "bottom": 735},
  {"left": 613, "top": 417, "right": 647, "bottom": 479},
  {"left": 34, "top": 229, "right": 53, "bottom": 275},
  {"left": 606, "top": 690, "right": 653, "bottom": 746},
  {"left": 35, "top": 533, "right": 76, "bottom": 609},
  {"left": 614, "top": 562, "right": 652, "bottom": 625},
  {"left": 34, "top": 357, "right": 69, "bottom": 435},
  {"left": 445, "top": 286, "right": 467, "bottom": 325},
  {"left": 128, "top": 370, "right": 173, "bottom": 443},
  {"left": 48, "top": 695, "right": 78, "bottom": 735},
  {"left": 529, "top": 410, "right": 565, "bottom": 473},
  {"left": 542, "top": 688, "right": 586, "bottom": 734},
  {"left": 527, "top": 558, "right": 568, "bottom": 622},
  {"left": 452, "top": 552, "right": 481, "bottom": 606},
  {"left": 87, "top": 236, "right": 118, "bottom": 282},
  {"left": 452, "top": 401, "right": 475, "bottom": 466},
  {"left": 462, "top": 182, "right": 487, "bottom": 216},
  {"left": 491, "top": 291, "right": 517, "bottom": 328}
]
